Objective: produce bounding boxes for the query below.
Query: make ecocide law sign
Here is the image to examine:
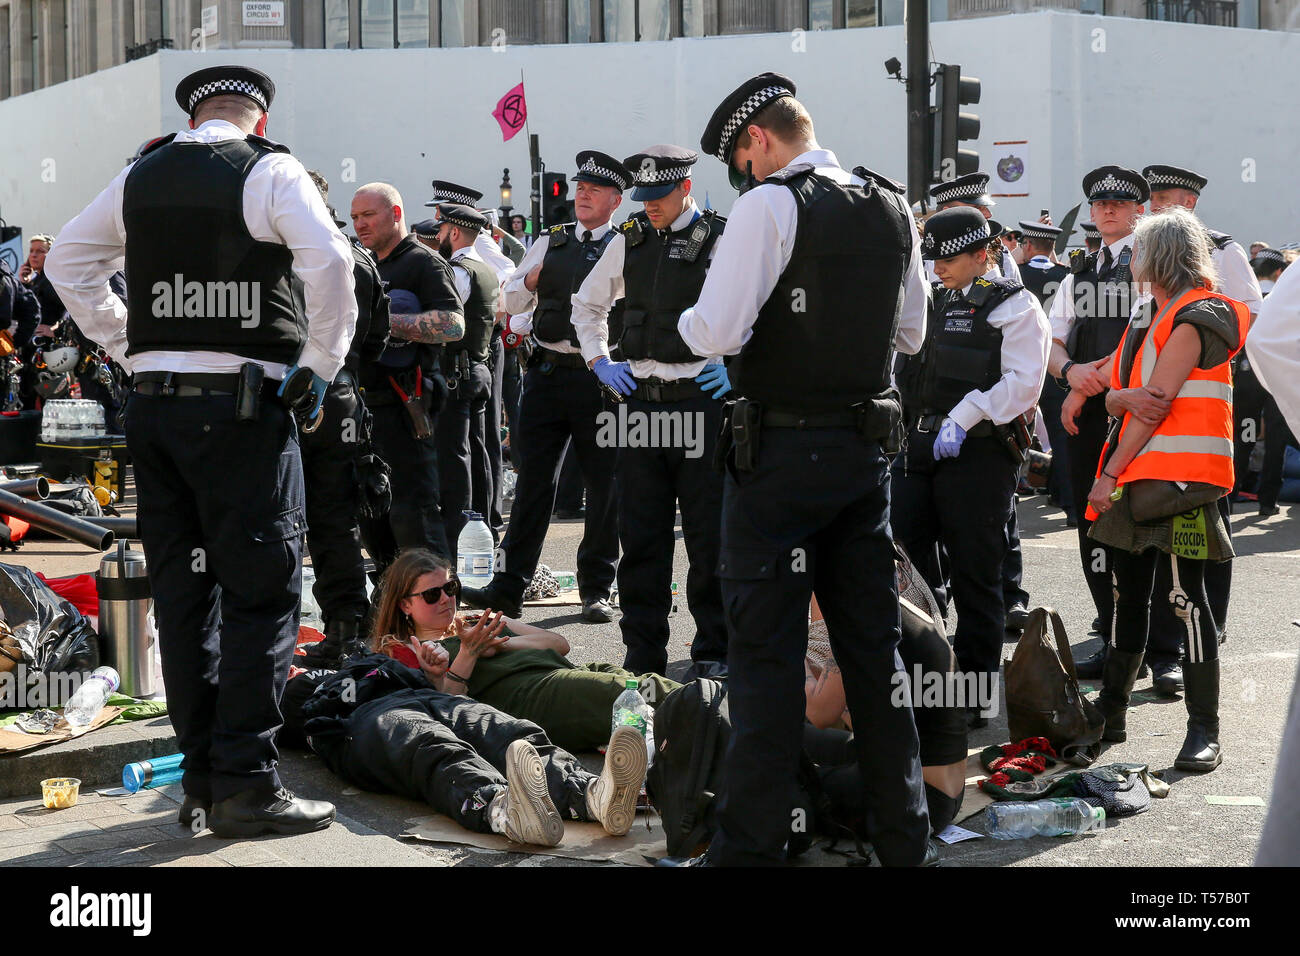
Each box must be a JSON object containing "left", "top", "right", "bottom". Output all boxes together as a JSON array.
[{"left": 242, "top": 1, "right": 285, "bottom": 27}]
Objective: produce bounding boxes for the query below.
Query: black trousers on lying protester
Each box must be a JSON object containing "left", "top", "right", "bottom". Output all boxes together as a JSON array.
[{"left": 286, "top": 675, "right": 597, "bottom": 833}]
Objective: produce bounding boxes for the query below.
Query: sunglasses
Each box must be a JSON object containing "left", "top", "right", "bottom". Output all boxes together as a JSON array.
[{"left": 405, "top": 578, "right": 461, "bottom": 604}]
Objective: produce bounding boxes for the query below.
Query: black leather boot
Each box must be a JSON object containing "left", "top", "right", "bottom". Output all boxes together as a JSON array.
[
  {"left": 1174, "top": 660, "right": 1221, "bottom": 772},
  {"left": 459, "top": 582, "right": 523, "bottom": 618},
  {"left": 298, "top": 616, "right": 366, "bottom": 669},
  {"left": 1074, "top": 645, "right": 1108, "bottom": 680},
  {"left": 1095, "top": 648, "right": 1145, "bottom": 742}
]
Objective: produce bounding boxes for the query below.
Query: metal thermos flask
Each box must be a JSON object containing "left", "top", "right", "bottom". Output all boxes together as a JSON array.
[{"left": 96, "top": 540, "right": 155, "bottom": 697}]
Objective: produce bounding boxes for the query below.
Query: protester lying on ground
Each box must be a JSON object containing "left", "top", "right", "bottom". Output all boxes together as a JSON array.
[
  {"left": 285, "top": 651, "right": 647, "bottom": 846},
  {"left": 802, "top": 548, "right": 970, "bottom": 834},
  {"left": 372, "top": 548, "right": 680, "bottom": 752}
]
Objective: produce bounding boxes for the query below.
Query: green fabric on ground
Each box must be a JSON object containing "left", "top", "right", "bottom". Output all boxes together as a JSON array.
[
  {"left": 0, "top": 692, "right": 167, "bottom": 727},
  {"left": 442, "top": 637, "right": 680, "bottom": 752}
]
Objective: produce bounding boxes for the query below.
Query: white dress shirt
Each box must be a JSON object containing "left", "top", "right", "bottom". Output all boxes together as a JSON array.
[
  {"left": 999, "top": 246, "right": 1022, "bottom": 283},
  {"left": 502, "top": 220, "right": 613, "bottom": 354},
  {"left": 942, "top": 282, "right": 1051, "bottom": 431},
  {"left": 1259, "top": 278, "right": 1276, "bottom": 296},
  {"left": 572, "top": 198, "right": 720, "bottom": 380},
  {"left": 44, "top": 119, "right": 356, "bottom": 382},
  {"left": 1246, "top": 260, "right": 1300, "bottom": 433},
  {"left": 473, "top": 231, "right": 516, "bottom": 286},
  {"left": 1210, "top": 239, "right": 1263, "bottom": 318},
  {"left": 679, "top": 148, "right": 929, "bottom": 361},
  {"left": 1048, "top": 233, "right": 1134, "bottom": 344}
]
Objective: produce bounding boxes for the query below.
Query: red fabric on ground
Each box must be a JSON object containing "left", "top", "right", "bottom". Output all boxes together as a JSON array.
[{"left": 37, "top": 572, "right": 100, "bottom": 616}]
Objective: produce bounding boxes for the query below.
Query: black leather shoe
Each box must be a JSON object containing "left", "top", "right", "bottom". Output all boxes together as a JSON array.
[
  {"left": 210, "top": 787, "right": 336, "bottom": 838},
  {"left": 655, "top": 851, "right": 712, "bottom": 867},
  {"left": 581, "top": 597, "right": 616, "bottom": 624},
  {"left": 553, "top": 508, "right": 585, "bottom": 520},
  {"left": 1150, "top": 660, "right": 1184, "bottom": 697},
  {"left": 1006, "top": 604, "right": 1030, "bottom": 632},
  {"left": 689, "top": 660, "right": 729, "bottom": 682},
  {"left": 920, "top": 838, "right": 943, "bottom": 867},
  {"left": 1259, "top": 504, "right": 1280, "bottom": 517},
  {"left": 459, "top": 583, "right": 523, "bottom": 619},
  {"left": 1074, "top": 646, "right": 1108, "bottom": 680},
  {"left": 178, "top": 794, "right": 211, "bottom": 828},
  {"left": 297, "top": 616, "right": 366, "bottom": 669}
]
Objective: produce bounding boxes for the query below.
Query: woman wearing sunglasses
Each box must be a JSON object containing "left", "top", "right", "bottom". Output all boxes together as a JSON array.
[{"left": 374, "top": 549, "right": 680, "bottom": 754}]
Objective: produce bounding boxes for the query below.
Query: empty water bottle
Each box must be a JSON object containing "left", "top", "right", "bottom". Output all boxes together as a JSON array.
[
  {"left": 300, "top": 566, "right": 323, "bottom": 629},
  {"left": 986, "top": 797, "right": 1105, "bottom": 840},
  {"left": 63, "top": 666, "right": 120, "bottom": 729},
  {"left": 612, "top": 678, "right": 655, "bottom": 766},
  {"left": 457, "top": 512, "right": 495, "bottom": 588}
]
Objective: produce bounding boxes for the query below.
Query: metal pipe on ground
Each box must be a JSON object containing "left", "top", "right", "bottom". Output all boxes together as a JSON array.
[
  {"left": 0, "top": 476, "right": 50, "bottom": 500},
  {"left": 0, "top": 487, "right": 114, "bottom": 550},
  {"left": 85, "top": 516, "right": 138, "bottom": 538}
]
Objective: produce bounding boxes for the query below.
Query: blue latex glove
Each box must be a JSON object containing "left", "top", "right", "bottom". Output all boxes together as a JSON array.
[
  {"left": 592, "top": 356, "right": 636, "bottom": 396},
  {"left": 278, "top": 364, "right": 330, "bottom": 427},
  {"left": 695, "top": 363, "right": 732, "bottom": 399},
  {"left": 932, "top": 418, "right": 967, "bottom": 459}
]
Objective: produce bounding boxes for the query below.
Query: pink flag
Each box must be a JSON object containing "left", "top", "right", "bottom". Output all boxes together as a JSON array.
[{"left": 492, "top": 83, "right": 527, "bottom": 141}]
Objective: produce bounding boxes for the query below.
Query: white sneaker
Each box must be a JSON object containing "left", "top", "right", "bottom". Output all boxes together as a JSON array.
[
  {"left": 497, "top": 740, "right": 564, "bottom": 847},
  {"left": 586, "top": 725, "right": 648, "bottom": 837}
]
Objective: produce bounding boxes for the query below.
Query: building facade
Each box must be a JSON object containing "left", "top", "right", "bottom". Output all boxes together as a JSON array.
[{"left": 2, "top": 0, "right": 1295, "bottom": 100}]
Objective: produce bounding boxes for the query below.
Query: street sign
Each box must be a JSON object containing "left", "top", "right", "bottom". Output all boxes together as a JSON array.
[
  {"left": 242, "top": 1, "right": 284, "bottom": 27},
  {"left": 202, "top": 5, "right": 219, "bottom": 36}
]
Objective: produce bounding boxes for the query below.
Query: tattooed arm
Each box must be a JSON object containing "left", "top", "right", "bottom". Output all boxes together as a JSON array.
[{"left": 387, "top": 307, "right": 465, "bottom": 344}]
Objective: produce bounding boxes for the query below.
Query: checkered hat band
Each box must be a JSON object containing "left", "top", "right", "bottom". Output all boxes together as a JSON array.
[
  {"left": 932, "top": 181, "right": 984, "bottom": 204},
  {"left": 715, "top": 85, "right": 789, "bottom": 160},
  {"left": 188, "top": 79, "right": 267, "bottom": 113},
  {"left": 634, "top": 165, "right": 691, "bottom": 186},
  {"left": 1021, "top": 226, "right": 1055, "bottom": 240},
  {"left": 1148, "top": 174, "right": 1203, "bottom": 191},
  {"left": 579, "top": 158, "right": 629, "bottom": 189},
  {"left": 435, "top": 190, "right": 479, "bottom": 205},
  {"left": 931, "top": 225, "right": 991, "bottom": 258},
  {"left": 1089, "top": 174, "right": 1141, "bottom": 199},
  {"left": 1257, "top": 249, "right": 1286, "bottom": 265},
  {"left": 443, "top": 215, "right": 480, "bottom": 231}
]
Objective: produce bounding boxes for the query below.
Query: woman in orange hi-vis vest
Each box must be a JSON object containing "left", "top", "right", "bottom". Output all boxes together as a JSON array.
[{"left": 1086, "top": 207, "right": 1249, "bottom": 774}]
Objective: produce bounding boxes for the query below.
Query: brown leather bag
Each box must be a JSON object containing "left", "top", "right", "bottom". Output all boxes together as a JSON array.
[{"left": 1005, "top": 607, "right": 1104, "bottom": 767}]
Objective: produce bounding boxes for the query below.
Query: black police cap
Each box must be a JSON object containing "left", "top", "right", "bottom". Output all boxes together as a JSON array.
[
  {"left": 573, "top": 151, "right": 632, "bottom": 192},
  {"left": 921, "top": 207, "right": 1004, "bottom": 260},
  {"left": 175, "top": 65, "right": 275, "bottom": 117},
  {"left": 700, "top": 72, "right": 797, "bottom": 165},
  {"left": 624, "top": 145, "right": 698, "bottom": 201},
  {"left": 425, "top": 180, "right": 484, "bottom": 208},
  {"left": 1142, "top": 164, "right": 1208, "bottom": 196},
  {"left": 1083, "top": 165, "right": 1150, "bottom": 204},
  {"left": 438, "top": 204, "right": 488, "bottom": 233}
]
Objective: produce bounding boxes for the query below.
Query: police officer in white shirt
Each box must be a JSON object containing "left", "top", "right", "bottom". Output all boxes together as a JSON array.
[
  {"left": 928, "top": 173, "right": 1022, "bottom": 283},
  {"left": 45, "top": 65, "right": 353, "bottom": 838},
  {"left": 666, "top": 72, "right": 934, "bottom": 867}
]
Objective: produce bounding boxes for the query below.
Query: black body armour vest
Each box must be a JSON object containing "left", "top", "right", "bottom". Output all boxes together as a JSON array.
[
  {"left": 534, "top": 224, "right": 623, "bottom": 348},
  {"left": 445, "top": 254, "right": 497, "bottom": 364},
  {"left": 730, "top": 165, "right": 912, "bottom": 412},
  {"left": 899, "top": 276, "right": 1020, "bottom": 418},
  {"left": 123, "top": 134, "right": 303, "bottom": 363},
  {"left": 1019, "top": 260, "right": 1070, "bottom": 308},
  {"left": 617, "top": 209, "right": 724, "bottom": 364},
  {"left": 1067, "top": 244, "right": 1135, "bottom": 364}
]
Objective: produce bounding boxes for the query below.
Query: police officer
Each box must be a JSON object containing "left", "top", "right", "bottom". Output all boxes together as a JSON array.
[
  {"left": 1080, "top": 220, "right": 1103, "bottom": 253},
  {"left": 430, "top": 204, "right": 497, "bottom": 555},
  {"left": 894, "top": 209, "right": 1050, "bottom": 726},
  {"left": 1141, "top": 165, "right": 1264, "bottom": 694},
  {"left": 46, "top": 65, "right": 351, "bottom": 836},
  {"left": 929, "top": 173, "right": 1022, "bottom": 282},
  {"left": 1019, "top": 220, "right": 1075, "bottom": 523},
  {"left": 460, "top": 151, "right": 630, "bottom": 623},
  {"left": 296, "top": 173, "right": 391, "bottom": 669},
  {"left": 351, "top": 182, "right": 464, "bottom": 572},
  {"left": 1048, "top": 166, "right": 1148, "bottom": 676},
  {"left": 671, "top": 73, "right": 933, "bottom": 866},
  {"left": 569, "top": 144, "right": 730, "bottom": 680}
]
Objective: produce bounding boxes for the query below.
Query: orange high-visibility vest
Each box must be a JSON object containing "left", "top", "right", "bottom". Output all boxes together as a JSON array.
[{"left": 1108, "top": 286, "right": 1249, "bottom": 490}]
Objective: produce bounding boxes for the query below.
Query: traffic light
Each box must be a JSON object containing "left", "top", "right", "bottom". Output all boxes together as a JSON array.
[
  {"left": 932, "top": 64, "right": 981, "bottom": 186},
  {"left": 542, "top": 172, "right": 573, "bottom": 225}
]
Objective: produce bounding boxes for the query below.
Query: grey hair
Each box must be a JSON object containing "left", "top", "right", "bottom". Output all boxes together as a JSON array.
[{"left": 1131, "top": 205, "right": 1219, "bottom": 295}]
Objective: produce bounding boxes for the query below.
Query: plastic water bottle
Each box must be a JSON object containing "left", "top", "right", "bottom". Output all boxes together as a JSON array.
[
  {"left": 457, "top": 512, "right": 495, "bottom": 588},
  {"left": 122, "top": 753, "right": 184, "bottom": 793},
  {"left": 986, "top": 798, "right": 1106, "bottom": 840},
  {"left": 63, "top": 666, "right": 120, "bottom": 728},
  {"left": 300, "top": 566, "right": 323, "bottom": 629},
  {"left": 612, "top": 678, "right": 655, "bottom": 766}
]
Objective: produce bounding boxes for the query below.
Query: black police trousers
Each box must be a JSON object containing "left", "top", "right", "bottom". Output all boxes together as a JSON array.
[
  {"left": 616, "top": 392, "right": 725, "bottom": 675},
  {"left": 710, "top": 427, "right": 930, "bottom": 866},
  {"left": 1232, "top": 362, "right": 1267, "bottom": 498},
  {"left": 1067, "top": 393, "right": 1114, "bottom": 637},
  {"left": 1038, "top": 378, "right": 1075, "bottom": 517},
  {"left": 436, "top": 361, "right": 493, "bottom": 558},
  {"left": 299, "top": 380, "right": 369, "bottom": 626},
  {"left": 492, "top": 362, "right": 618, "bottom": 604},
  {"left": 892, "top": 431, "right": 1018, "bottom": 688},
  {"left": 361, "top": 395, "right": 449, "bottom": 573},
  {"left": 480, "top": 334, "right": 506, "bottom": 536},
  {"left": 125, "top": 390, "right": 303, "bottom": 802}
]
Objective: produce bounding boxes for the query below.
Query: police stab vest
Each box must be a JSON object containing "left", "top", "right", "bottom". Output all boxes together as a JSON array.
[
  {"left": 617, "top": 209, "right": 724, "bottom": 364},
  {"left": 534, "top": 224, "right": 623, "bottom": 348},
  {"left": 445, "top": 253, "right": 498, "bottom": 364},
  {"left": 1020, "top": 260, "right": 1070, "bottom": 309},
  {"left": 122, "top": 134, "right": 303, "bottom": 363},
  {"left": 730, "top": 165, "right": 912, "bottom": 412},
  {"left": 899, "top": 276, "right": 1020, "bottom": 418},
  {"left": 1067, "top": 243, "right": 1135, "bottom": 363}
]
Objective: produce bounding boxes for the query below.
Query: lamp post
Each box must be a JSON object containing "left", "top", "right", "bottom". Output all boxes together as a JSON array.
[{"left": 499, "top": 168, "right": 513, "bottom": 219}]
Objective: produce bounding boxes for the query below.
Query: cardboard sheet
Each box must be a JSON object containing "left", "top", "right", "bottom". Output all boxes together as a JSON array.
[
  {"left": 402, "top": 810, "right": 663, "bottom": 866},
  {"left": 0, "top": 705, "right": 127, "bottom": 755}
]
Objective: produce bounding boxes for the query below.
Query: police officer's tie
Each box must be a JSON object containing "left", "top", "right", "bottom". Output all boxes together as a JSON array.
[
  {"left": 1099, "top": 246, "right": 1114, "bottom": 280},
  {"left": 582, "top": 230, "right": 592, "bottom": 242}
]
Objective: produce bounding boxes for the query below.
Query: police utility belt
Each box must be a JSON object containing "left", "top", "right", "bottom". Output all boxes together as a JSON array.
[
  {"left": 441, "top": 350, "right": 487, "bottom": 391},
  {"left": 529, "top": 346, "right": 588, "bottom": 371},
  {"left": 912, "top": 408, "right": 1033, "bottom": 465},
  {"left": 718, "top": 391, "right": 903, "bottom": 473},
  {"left": 133, "top": 367, "right": 281, "bottom": 423}
]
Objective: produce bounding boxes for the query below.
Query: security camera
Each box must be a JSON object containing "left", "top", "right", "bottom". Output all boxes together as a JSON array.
[{"left": 885, "top": 57, "right": 902, "bottom": 78}]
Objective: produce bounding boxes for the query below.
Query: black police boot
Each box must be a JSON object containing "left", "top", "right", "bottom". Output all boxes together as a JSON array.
[
  {"left": 178, "top": 794, "right": 211, "bottom": 829},
  {"left": 298, "top": 616, "right": 366, "bottom": 669},
  {"left": 459, "top": 581, "right": 523, "bottom": 619},
  {"left": 1150, "top": 659, "right": 1184, "bottom": 697},
  {"left": 210, "top": 787, "right": 336, "bottom": 838},
  {"left": 1005, "top": 603, "right": 1030, "bottom": 633},
  {"left": 1174, "top": 660, "right": 1222, "bottom": 773},
  {"left": 1095, "top": 648, "right": 1146, "bottom": 742},
  {"left": 1074, "top": 645, "right": 1108, "bottom": 680}
]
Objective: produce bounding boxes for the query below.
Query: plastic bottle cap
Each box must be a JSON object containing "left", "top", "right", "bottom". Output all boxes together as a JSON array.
[{"left": 625, "top": 679, "right": 638, "bottom": 689}]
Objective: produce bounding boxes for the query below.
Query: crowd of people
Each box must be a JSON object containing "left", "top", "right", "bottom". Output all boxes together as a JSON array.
[{"left": 20, "top": 60, "right": 1300, "bottom": 865}]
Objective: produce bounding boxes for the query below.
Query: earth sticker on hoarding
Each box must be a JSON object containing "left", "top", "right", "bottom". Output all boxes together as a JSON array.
[{"left": 997, "top": 154, "right": 1025, "bottom": 183}]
